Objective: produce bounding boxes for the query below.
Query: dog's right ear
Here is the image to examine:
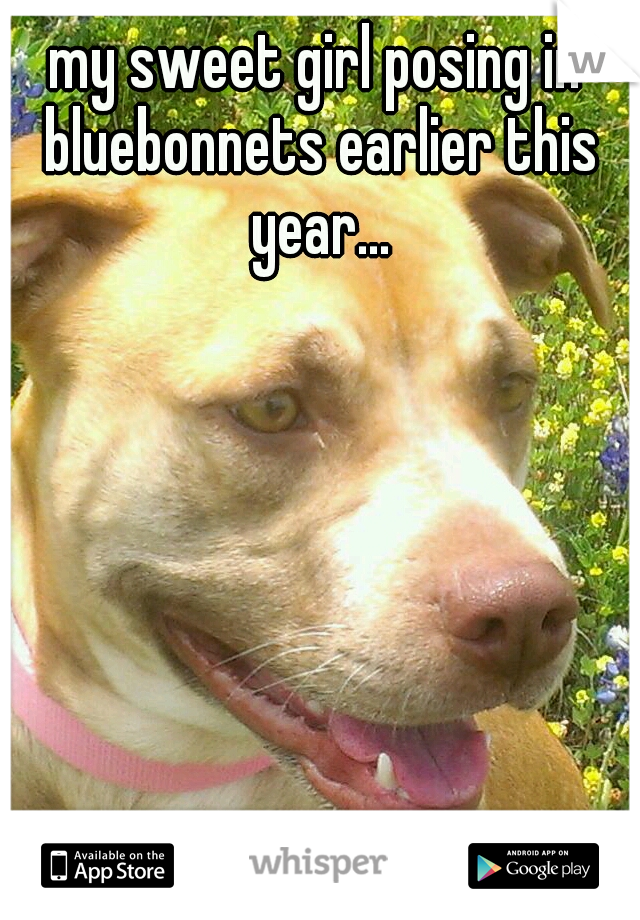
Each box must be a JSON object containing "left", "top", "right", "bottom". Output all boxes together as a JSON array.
[{"left": 12, "top": 135, "right": 144, "bottom": 343}]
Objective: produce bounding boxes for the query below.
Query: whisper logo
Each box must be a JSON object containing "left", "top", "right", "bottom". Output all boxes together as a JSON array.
[{"left": 477, "top": 855, "right": 501, "bottom": 881}]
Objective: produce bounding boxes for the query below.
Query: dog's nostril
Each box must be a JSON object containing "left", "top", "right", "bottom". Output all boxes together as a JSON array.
[
  {"left": 440, "top": 560, "right": 577, "bottom": 677},
  {"left": 542, "top": 607, "right": 570, "bottom": 635}
]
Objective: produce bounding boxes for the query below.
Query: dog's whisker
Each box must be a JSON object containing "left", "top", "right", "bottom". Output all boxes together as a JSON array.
[
  {"left": 210, "top": 625, "right": 343, "bottom": 670},
  {"left": 260, "top": 653, "right": 347, "bottom": 697},
  {"left": 332, "top": 661, "right": 370, "bottom": 711},
  {"left": 227, "top": 645, "right": 324, "bottom": 698}
]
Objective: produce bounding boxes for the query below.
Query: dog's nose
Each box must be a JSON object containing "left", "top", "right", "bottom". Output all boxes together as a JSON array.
[{"left": 440, "top": 561, "right": 578, "bottom": 677}]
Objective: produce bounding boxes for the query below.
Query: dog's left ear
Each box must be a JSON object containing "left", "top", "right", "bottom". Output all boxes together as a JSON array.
[{"left": 455, "top": 166, "right": 611, "bottom": 328}]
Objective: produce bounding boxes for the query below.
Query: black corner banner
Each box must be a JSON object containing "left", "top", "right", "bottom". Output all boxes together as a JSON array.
[
  {"left": 564, "top": 0, "right": 640, "bottom": 74},
  {"left": 469, "top": 843, "right": 599, "bottom": 889},
  {"left": 41, "top": 843, "right": 174, "bottom": 888}
]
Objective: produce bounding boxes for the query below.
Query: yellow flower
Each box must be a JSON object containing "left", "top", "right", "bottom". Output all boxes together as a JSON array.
[
  {"left": 547, "top": 296, "right": 566, "bottom": 315},
  {"left": 560, "top": 423, "right": 580, "bottom": 454},
  {"left": 560, "top": 499, "right": 574, "bottom": 512},
  {"left": 595, "top": 655, "right": 614, "bottom": 672},
  {"left": 533, "top": 417, "right": 552, "bottom": 440},
  {"left": 589, "top": 566, "right": 603, "bottom": 577},
  {"left": 590, "top": 511, "right": 607, "bottom": 528},
  {"left": 394, "top": 35, "right": 409, "bottom": 47},
  {"left": 613, "top": 674, "right": 629, "bottom": 690},
  {"left": 546, "top": 721, "right": 567, "bottom": 739},
  {"left": 618, "top": 106, "right": 628, "bottom": 115},
  {"left": 292, "top": 114, "right": 309, "bottom": 132},
  {"left": 615, "top": 338, "right": 629, "bottom": 362},
  {"left": 397, "top": 93, "right": 411, "bottom": 114},
  {"left": 533, "top": 336, "right": 550, "bottom": 367},
  {"left": 592, "top": 350, "right": 615, "bottom": 378},
  {"left": 311, "top": 33, "right": 322, "bottom": 45},
  {"left": 542, "top": 16, "right": 557, "bottom": 29},
  {"left": 175, "top": 26, "right": 187, "bottom": 38},
  {"left": 611, "top": 545, "right": 629, "bottom": 564},
  {"left": 584, "top": 396, "right": 613, "bottom": 426},
  {"left": 575, "top": 689, "right": 590, "bottom": 706},
  {"left": 284, "top": 16, "right": 300, "bottom": 31},
  {"left": 547, "top": 115, "right": 559, "bottom": 131},
  {"left": 583, "top": 765, "right": 601, "bottom": 796},
  {"left": 342, "top": 94, "right": 358, "bottom": 106},
  {"left": 195, "top": 97, "right": 207, "bottom": 108},
  {"left": 556, "top": 356, "right": 573, "bottom": 379},
  {"left": 621, "top": 722, "right": 629, "bottom": 740},
  {"left": 606, "top": 88, "right": 620, "bottom": 104},
  {"left": 222, "top": 122, "right": 236, "bottom": 130},
  {"left": 568, "top": 317, "right": 586, "bottom": 334},
  {"left": 561, "top": 341, "right": 577, "bottom": 359},
  {"left": 320, "top": 99, "right": 335, "bottom": 119},
  {"left": 522, "top": 488, "right": 533, "bottom": 502},
  {"left": 440, "top": 97, "right": 455, "bottom": 114},
  {"left": 483, "top": 34, "right": 496, "bottom": 46},
  {"left": 126, "top": 26, "right": 139, "bottom": 44}
]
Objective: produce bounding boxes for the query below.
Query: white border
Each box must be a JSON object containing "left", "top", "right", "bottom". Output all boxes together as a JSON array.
[{"left": 5, "top": 3, "right": 636, "bottom": 916}]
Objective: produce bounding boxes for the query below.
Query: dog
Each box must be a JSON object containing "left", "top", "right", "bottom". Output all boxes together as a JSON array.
[{"left": 11, "top": 132, "right": 608, "bottom": 809}]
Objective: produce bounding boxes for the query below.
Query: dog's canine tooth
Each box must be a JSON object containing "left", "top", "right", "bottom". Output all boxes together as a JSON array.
[{"left": 375, "top": 752, "right": 397, "bottom": 790}]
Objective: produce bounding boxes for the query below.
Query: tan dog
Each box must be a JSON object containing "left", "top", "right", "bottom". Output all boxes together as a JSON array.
[{"left": 12, "top": 133, "right": 607, "bottom": 810}]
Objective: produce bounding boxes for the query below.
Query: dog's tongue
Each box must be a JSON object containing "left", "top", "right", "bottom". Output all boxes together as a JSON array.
[{"left": 328, "top": 713, "right": 489, "bottom": 808}]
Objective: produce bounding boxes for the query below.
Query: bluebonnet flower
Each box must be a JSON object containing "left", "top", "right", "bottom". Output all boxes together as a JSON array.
[
  {"left": 596, "top": 624, "right": 629, "bottom": 711},
  {"left": 599, "top": 415, "right": 629, "bottom": 496},
  {"left": 11, "top": 50, "right": 44, "bottom": 137}
]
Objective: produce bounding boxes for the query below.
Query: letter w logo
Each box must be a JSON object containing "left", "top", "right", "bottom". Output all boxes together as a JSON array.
[{"left": 568, "top": 51, "right": 606, "bottom": 74}]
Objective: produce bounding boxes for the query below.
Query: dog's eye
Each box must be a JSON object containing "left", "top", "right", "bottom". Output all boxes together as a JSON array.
[
  {"left": 497, "top": 374, "right": 532, "bottom": 413},
  {"left": 230, "top": 390, "right": 302, "bottom": 433}
]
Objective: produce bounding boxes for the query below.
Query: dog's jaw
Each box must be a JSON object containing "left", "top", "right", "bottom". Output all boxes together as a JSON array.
[{"left": 160, "top": 616, "right": 490, "bottom": 809}]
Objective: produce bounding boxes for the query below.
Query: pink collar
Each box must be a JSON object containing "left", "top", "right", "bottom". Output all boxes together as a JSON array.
[{"left": 11, "top": 612, "right": 274, "bottom": 794}]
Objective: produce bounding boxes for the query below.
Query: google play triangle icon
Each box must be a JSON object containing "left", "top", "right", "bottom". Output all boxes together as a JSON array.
[{"left": 477, "top": 855, "right": 502, "bottom": 881}]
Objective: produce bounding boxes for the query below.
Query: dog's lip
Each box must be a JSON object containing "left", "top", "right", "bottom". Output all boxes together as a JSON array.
[{"left": 159, "top": 616, "right": 490, "bottom": 810}]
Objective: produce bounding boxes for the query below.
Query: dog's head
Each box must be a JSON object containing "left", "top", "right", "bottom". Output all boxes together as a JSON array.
[{"left": 12, "top": 135, "right": 608, "bottom": 808}]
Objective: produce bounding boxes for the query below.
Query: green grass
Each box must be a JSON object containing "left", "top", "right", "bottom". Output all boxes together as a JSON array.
[{"left": 11, "top": 14, "right": 629, "bottom": 808}]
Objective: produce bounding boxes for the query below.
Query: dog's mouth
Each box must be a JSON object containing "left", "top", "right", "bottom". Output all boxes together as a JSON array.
[{"left": 160, "top": 617, "right": 490, "bottom": 809}]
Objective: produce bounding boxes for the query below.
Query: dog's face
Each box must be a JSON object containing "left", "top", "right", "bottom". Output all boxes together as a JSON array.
[{"left": 12, "top": 137, "right": 608, "bottom": 808}]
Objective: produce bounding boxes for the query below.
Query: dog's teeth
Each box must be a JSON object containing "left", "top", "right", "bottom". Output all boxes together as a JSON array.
[
  {"left": 306, "top": 699, "right": 325, "bottom": 716},
  {"left": 397, "top": 787, "right": 411, "bottom": 801},
  {"left": 375, "top": 752, "right": 397, "bottom": 790}
]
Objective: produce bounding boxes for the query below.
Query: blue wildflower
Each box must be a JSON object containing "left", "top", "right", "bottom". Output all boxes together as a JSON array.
[
  {"left": 596, "top": 624, "right": 629, "bottom": 717},
  {"left": 599, "top": 415, "right": 629, "bottom": 496},
  {"left": 11, "top": 50, "right": 44, "bottom": 138},
  {"left": 596, "top": 688, "right": 617, "bottom": 705}
]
